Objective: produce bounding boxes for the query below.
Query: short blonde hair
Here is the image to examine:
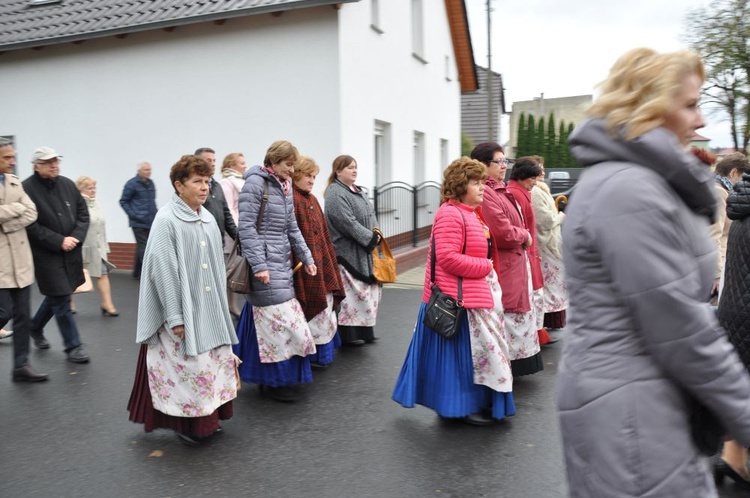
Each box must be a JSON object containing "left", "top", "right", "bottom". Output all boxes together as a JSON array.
[
  {"left": 75, "top": 176, "right": 95, "bottom": 192},
  {"left": 588, "top": 48, "right": 705, "bottom": 140},
  {"left": 292, "top": 155, "right": 320, "bottom": 183},
  {"left": 263, "top": 140, "right": 299, "bottom": 168},
  {"left": 441, "top": 157, "right": 487, "bottom": 203},
  {"left": 222, "top": 152, "right": 244, "bottom": 170}
]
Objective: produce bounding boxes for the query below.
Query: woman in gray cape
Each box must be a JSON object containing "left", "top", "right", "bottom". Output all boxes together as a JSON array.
[{"left": 127, "top": 155, "right": 239, "bottom": 446}]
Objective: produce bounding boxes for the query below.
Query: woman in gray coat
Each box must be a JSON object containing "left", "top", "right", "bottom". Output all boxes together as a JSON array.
[
  {"left": 324, "top": 155, "right": 382, "bottom": 346},
  {"left": 234, "top": 140, "right": 318, "bottom": 403},
  {"left": 558, "top": 47, "right": 750, "bottom": 497}
]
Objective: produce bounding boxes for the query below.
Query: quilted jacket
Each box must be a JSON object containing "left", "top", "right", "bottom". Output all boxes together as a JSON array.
[
  {"left": 421, "top": 200, "right": 494, "bottom": 309},
  {"left": 719, "top": 173, "right": 750, "bottom": 368},
  {"left": 559, "top": 118, "right": 750, "bottom": 497},
  {"left": 238, "top": 166, "right": 313, "bottom": 307}
]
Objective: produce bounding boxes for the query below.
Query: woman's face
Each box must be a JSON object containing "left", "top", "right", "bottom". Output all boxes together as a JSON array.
[
  {"left": 232, "top": 156, "right": 247, "bottom": 173},
  {"left": 271, "top": 158, "right": 295, "bottom": 181},
  {"left": 80, "top": 181, "right": 96, "bottom": 199},
  {"left": 337, "top": 161, "right": 358, "bottom": 186},
  {"left": 176, "top": 174, "right": 210, "bottom": 210},
  {"left": 487, "top": 151, "right": 508, "bottom": 181},
  {"left": 535, "top": 167, "right": 546, "bottom": 184},
  {"left": 519, "top": 176, "right": 537, "bottom": 191},
  {"left": 662, "top": 73, "right": 705, "bottom": 147},
  {"left": 461, "top": 179, "right": 485, "bottom": 207},
  {"left": 294, "top": 171, "right": 317, "bottom": 193}
]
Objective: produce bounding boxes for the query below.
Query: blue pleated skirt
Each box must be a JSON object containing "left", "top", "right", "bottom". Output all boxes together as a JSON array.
[
  {"left": 233, "top": 302, "right": 313, "bottom": 387},
  {"left": 392, "top": 303, "right": 516, "bottom": 420},
  {"left": 308, "top": 332, "right": 342, "bottom": 365}
]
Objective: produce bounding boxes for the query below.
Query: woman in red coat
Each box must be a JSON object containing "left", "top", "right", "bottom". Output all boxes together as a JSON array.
[
  {"left": 393, "top": 157, "right": 515, "bottom": 426},
  {"left": 291, "top": 156, "right": 345, "bottom": 370},
  {"left": 507, "top": 156, "right": 551, "bottom": 346},
  {"left": 472, "top": 143, "right": 543, "bottom": 376}
]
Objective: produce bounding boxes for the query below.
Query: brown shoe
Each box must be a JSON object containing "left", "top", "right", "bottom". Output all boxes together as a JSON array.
[{"left": 12, "top": 364, "right": 49, "bottom": 382}]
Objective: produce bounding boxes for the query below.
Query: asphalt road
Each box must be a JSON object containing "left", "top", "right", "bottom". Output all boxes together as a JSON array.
[{"left": 0, "top": 273, "right": 745, "bottom": 497}]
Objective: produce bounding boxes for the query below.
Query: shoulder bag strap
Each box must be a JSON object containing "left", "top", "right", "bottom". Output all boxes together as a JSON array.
[{"left": 257, "top": 179, "right": 269, "bottom": 232}]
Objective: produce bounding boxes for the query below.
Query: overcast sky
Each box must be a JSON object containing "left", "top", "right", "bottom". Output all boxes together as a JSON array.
[{"left": 464, "top": 0, "right": 734, "bottom": 148}]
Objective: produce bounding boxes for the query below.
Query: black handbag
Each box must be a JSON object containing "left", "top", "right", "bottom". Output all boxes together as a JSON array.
[
  {"left": 422, "top": 212, "right": 466, "bottom": 339},
  {"left": 226, "top": 180, "right": 268, "bottom": 294}
]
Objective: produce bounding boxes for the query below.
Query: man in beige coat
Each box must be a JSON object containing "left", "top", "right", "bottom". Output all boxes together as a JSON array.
[{"left": 0, "top": 138, "right": 48, "bottom": 381}]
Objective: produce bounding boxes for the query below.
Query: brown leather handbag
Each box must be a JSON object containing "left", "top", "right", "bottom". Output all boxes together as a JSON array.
[
  {"left": 371, "top": 228, "right": 397, "bottom": 284},
  {"left": 226, "top": 180, "right": 268, "bottom": 294}
]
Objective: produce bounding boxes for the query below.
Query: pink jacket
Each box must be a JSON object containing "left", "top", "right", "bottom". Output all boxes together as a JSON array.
[
  {"left": 507, "top": 180, "right": 544, "bottom": 290},
  {"left": 422, "top": 200, "right": 494, "bottom": 309},
  {"left": 483, "top": 177, "right": 531, "bottom": 313}
]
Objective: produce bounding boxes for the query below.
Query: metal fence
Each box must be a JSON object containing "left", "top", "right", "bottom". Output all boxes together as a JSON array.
[{"left": 372, "top": 181, "right": 442, "bottom": 251}]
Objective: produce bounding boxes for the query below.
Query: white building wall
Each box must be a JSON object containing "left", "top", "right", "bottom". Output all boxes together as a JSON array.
[
  {"left": 337, "top": 0, "right": 462, "bottom": 191},
  {"left": 0, "top": 7, "right": 340, "bottom": 243}
]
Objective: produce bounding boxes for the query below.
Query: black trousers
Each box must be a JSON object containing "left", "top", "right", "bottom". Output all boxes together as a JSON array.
[
  {"left": 132, "top": 227, "right": 150, "bottom": 278},
  {"left": 0, "top": 286, "right": 31, "bottom": 369}
]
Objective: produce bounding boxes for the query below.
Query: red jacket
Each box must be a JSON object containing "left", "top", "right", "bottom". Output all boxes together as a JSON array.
[
  {"left": 483, "top": 177, "right": 531, "bottom": 313},
  {"left": 507, "top": 180, "right": 544, "bottom": 290},
  {"left": 422, "top": 200, "right": 494, "bottom": 309}
]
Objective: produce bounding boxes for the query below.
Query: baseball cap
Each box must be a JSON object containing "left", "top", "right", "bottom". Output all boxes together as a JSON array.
[{"left": 31, "top": 146, "right": 62, "bottom": 163}]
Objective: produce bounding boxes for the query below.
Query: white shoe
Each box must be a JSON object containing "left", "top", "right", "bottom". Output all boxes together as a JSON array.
[{"left": 0, "top": 328, "right": 13, "bottom": 339}]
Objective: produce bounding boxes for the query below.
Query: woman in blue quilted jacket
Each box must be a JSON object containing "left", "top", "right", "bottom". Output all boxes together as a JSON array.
[{"left": 233, "top": 140, "right": 318, "bottom": 403}]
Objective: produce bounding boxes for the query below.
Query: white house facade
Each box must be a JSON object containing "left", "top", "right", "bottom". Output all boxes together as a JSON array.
[{"left": 0, "top": 0, "right": 476, "bottom": 264}]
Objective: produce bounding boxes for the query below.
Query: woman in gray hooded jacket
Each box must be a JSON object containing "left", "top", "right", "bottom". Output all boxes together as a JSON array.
[{"left": 558, "top": 47, "right": 750, "bottom": 497}]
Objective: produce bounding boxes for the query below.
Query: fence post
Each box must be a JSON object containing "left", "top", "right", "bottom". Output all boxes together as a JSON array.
[
  {"left": 412, "top": 184, "right": 418, "bottom": 247},
  {"left": 373, "top": 186, "right": 379, "bottom": 226}
]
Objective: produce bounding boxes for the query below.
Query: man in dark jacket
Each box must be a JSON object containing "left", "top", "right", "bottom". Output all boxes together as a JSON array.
[
  {"left": 195, "top": 148, "right": 237, "bottom": 244},
  {"left": 119, "top": 162, "right": 157, "bottom": 278},
  {"left": 23, "top": 146, "right": 90, "bottom": 364}
]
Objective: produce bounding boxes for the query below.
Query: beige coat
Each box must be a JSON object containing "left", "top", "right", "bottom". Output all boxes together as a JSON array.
[
  {"left": 709, "top": 184, "right": 730, "bottom": 279},
  {"left": 81, "top": 195, "right": 111, "bottom": 277},
  {"left": 0, "top": 174, "right": 37, "bottom": 288},
  {"left": 531, "top": 181, "right": 564, "bottom": 260}
]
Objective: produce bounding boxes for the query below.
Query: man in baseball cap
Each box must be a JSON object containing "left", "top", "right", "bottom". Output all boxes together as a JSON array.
[{"left": 23, "top": 146, "right": 91, "bottom": 364}]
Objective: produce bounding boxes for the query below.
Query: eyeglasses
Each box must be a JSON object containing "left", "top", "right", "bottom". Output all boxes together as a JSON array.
[{"left": 489, "top": 159, "right": 509, "bottom": 165}]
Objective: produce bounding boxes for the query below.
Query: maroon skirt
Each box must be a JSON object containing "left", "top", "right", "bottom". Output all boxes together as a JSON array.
[
  {"left": 127, "top": 344, "right": 233, "bottom": 438},
  {"left": 543, "top": 310, "right": 566, "bottom": 330}
]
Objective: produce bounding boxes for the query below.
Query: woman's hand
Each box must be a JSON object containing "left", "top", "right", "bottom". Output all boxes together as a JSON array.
[
  {"left": 523, "top": 232, "right": 533, "bottom": 248},
  {"left": 254, "top": 270, "right": 270, "bottom": 285},
  {"left": 305, "top": 264, "right": 318, "bottom": 276},
  {"left": 172, "top": 325, "right": 185, "bottom": 340}
]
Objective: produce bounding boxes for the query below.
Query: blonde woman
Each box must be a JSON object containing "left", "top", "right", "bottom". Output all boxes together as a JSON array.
[
  {"left": 75, "top": 176, "right": 118, "bottom": 316},
  {"left": 220, "top": 152, "right": 247, "bottom": 317},
  {"left": 558, "top": 47, "right": 750, "bottom": 496}
]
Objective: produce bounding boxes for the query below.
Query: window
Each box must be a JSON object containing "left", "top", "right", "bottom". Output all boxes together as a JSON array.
[
  {"left": 440, "top": 139, "right": 449, "bottom": 170},
  {"left": 444, "top": 55, "right": 452, "bottom": 81},
  {"left": 374, "top": 121, "right": 392, "bottom": 187},
  {"left": 370, "top": 0, "right": 383, "bottom": 33},
  {"left": 413, "top": 131, "right": 425, "bottom": 185},
  {"left": 411, "top": 0, "right": 425, "bottom": 62}
]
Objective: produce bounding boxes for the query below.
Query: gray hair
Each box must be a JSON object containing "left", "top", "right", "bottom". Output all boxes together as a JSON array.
[{"left": 0, "top": 137, "right": 13, "bottom": 149}]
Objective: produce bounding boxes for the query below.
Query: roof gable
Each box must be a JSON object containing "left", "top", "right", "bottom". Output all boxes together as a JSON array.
[{"left": 0, "top": 0, "right": 355, "bottom": 51}]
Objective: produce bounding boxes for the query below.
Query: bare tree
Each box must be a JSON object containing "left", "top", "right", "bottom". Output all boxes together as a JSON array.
[{"left": 684, "top": 0, "right": 750, "bottom": 151}]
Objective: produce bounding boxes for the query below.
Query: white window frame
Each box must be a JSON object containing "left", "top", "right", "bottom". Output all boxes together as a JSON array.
[
  {"left": 370, "top": 0, "right": 383, "bottom": 33},
  {"left": 440, "top": 138, "right": 449, "bottom": 172},
  {"left": 411, "top": 0, "right": 426, "bottom": 63},
  {"left": 413, "top": 131, "right": 425, "bottom": 185},
  {"left": 374, "top": 120, "right": 392, "bottom": 187}
]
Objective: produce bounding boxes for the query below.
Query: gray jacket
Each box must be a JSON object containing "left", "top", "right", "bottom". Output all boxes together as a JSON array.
[
  {"left": 558, "top": 118, "right": 750, "bottom": 497},
  {"left": 324, "top": 180, "right": 379, "bottom": 283},
  {"left": 238, "top": 166, "right": 312, "bottom": 307}
]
